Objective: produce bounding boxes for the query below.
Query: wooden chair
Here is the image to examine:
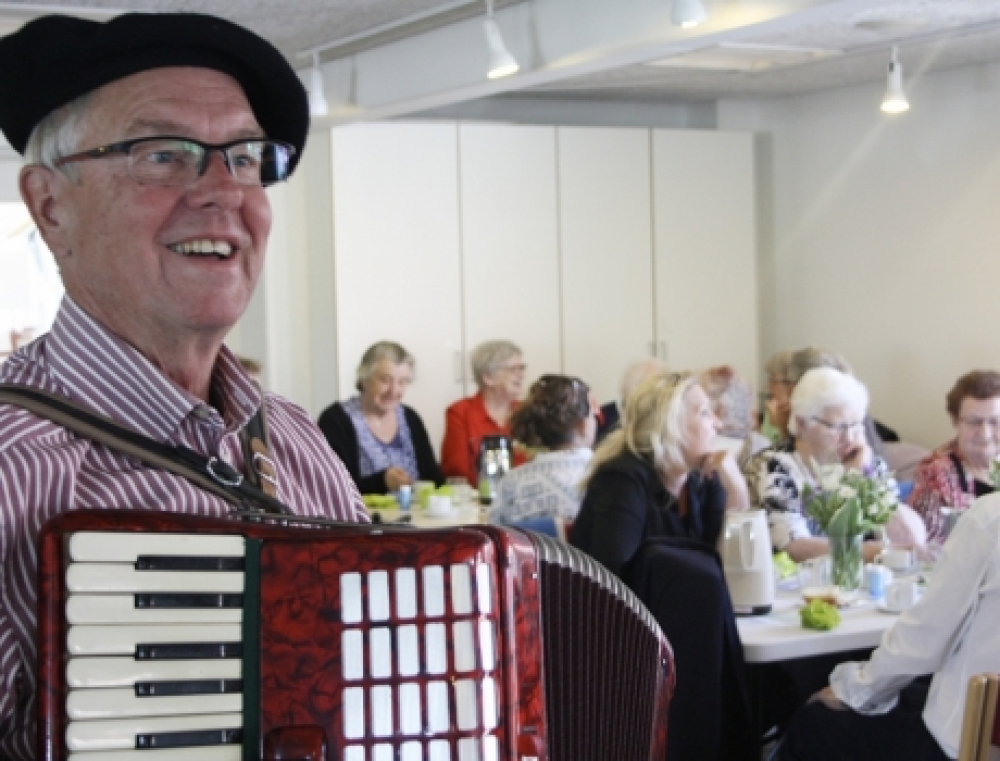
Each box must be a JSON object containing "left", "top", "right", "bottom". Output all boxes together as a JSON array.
[{"left": 959, "top": 674, "right": 1000, "bottom": 761}]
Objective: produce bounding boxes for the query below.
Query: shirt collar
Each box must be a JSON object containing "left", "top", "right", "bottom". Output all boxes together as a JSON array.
[{"left": 45, "top": 295, "right": 260, "bottom": 440}]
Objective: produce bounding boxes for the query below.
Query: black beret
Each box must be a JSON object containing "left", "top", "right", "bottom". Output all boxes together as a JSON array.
[{"left": 0, "top": 13, "right": 309, "bottom": 174}]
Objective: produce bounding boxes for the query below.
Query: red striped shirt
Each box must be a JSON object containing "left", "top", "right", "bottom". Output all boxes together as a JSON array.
[{"left": 0, "top": 297, "right": 368, "bottom": 759}]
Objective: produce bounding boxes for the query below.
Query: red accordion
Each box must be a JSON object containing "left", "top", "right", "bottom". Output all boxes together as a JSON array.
[{"left": 37, "top": 510, "right": 673, "bottom": 761}]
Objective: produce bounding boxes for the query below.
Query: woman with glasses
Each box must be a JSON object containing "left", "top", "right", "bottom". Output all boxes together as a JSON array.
[
  {"left": 441, "top": 339, "right": 528, "bottom": 486},
  {"left": 746, "top": 366, "right": 884, "bottom": 562},
  {"left": 487, "top": 375, "right": 597, "bottom": 526},
  {"left": 909, "top": 370, "right": 1000, "bottom": 550}
]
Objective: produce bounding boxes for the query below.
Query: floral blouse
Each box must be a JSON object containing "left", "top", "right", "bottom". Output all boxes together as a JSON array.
[{"left": 909, "top": 440, "right": 995, "bottom": 547}]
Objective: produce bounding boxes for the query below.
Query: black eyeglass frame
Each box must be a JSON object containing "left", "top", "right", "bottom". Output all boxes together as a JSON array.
[{"left": 53, "top": 135, "right": 297, "bottom": 188}]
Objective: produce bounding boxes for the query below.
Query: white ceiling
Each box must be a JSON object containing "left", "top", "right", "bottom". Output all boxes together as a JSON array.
[{"left": 1, "top": 0, "right": 999, "bottom": 114}]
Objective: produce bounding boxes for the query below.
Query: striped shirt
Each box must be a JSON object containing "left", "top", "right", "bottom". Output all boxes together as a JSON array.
[{"left": 0, "top": 296, "right": 367, "bottom": 759}]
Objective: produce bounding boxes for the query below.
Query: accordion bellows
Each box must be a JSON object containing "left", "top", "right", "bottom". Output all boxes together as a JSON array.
[{"left": 38, "top": 510, "right": 674, "bottom": 761}]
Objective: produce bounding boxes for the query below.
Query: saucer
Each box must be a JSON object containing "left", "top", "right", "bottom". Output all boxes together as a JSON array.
[{"left": 876, "top": 602, "right": 905, "bottom": 615}]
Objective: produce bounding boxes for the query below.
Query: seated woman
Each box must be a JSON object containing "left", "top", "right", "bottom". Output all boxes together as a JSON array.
[
  {"left": 700, "top": 365, "right": 772, "bottom": 468},
  {"left": 909, "top": 370, "right": 1000, "bottom": 549},
  {"left": 441, "top": 339, "right": 527, "bottom": 486},
  {"left": 488, "top": 375, "right": 596, "bottom": 526},
  {"left": 317, "top": 341, "right": 442, "bottom": 494},
  {"left": 571, "top": 371, "right": 749, "bottom": 577},
  {"left": 745, "top": 367, "right": 882, "bottom": 562},
  {"left": 777, "top": 492, "right": 1000, "bottom": 761}
]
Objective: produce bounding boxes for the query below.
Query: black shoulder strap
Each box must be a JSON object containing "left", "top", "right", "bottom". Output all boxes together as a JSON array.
[{"left": 0, "top": 383, "right": 291, "bottom": 515}]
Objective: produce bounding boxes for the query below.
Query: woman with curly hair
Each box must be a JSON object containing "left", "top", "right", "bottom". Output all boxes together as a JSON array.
[{"left": 488, "top": 374, "right": 596, "bottom": 525}]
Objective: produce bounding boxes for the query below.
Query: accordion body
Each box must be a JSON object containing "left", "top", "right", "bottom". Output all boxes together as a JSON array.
[{"left": 37, "top": 510, "right": 673, "bottom": 761}]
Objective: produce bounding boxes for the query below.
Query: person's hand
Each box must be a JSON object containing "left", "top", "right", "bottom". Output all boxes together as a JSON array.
[
  {"left": 765, "top": 397, "right": 791, "bottom": 433},
  {"left": 862, "top": 540, "right": 883, "bottom": 563},
  {"left": 809, "top": 686, "right": 847, "bottom": 711},
  {"left": 385, "top": 467, "right": 412, "bottom": 492},
  {"left": 841, "top": 440, "right": 873, "bottom": 471},
  {"left": 702, "top": 451, "right": 749, "bottom": 510}
]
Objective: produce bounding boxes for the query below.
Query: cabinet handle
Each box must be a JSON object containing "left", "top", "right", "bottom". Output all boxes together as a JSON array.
[
  {"left": 453, "top": 350, "right": 465, "bottom": 384},
  {"left": 648, "top": 341, "right": 657, "bottom": 358},
  {"left": 658, "top": 341, "right": 668, "bottom": 362}
]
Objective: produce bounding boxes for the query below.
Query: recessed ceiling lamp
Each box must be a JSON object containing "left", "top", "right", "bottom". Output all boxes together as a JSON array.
[
  {"left": 308, "top": 52, "right": 329, "bottom": 117},
  {"left": 672, "top": 0, "right": 707, "bottom": 29},
  {"left": 880, "top": 45, "right": 909, "bottom": 114},
  {"left": 484, "top": 0, "right": 519, "bottom": 79}
]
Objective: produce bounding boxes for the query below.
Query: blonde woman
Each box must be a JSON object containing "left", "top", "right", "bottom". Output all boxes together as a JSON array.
[{"left": 570, "top": 371, "right": 748, "bottom": 576}]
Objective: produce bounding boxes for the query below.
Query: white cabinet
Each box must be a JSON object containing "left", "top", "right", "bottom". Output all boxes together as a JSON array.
[
  {"left": 652, "top": 130, "right": 757, "bottom": 383},
  {"left": 558, "top": 127, "right": 656, "bottom": 405},
  {"left": 331, "top": 123, "right": 464, "bottom": 450},
  {"left": 459, "top": 124, "right": 562, "bottom": 392}
]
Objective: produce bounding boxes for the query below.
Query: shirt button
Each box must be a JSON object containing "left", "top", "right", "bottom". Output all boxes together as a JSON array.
[{"left": 192, "top": 405, "right": 213, "bottom": 420}]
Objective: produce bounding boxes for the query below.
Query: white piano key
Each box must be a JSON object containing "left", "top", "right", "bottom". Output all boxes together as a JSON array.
[
  {"left": 458, "top": 738, "right": 481, "bottom": 761},
  {"left": 484, "top": 735, "right": 499, "bottom": 761},
  {"left": 371, "top": 685, "right": 393, "bottom": 737},
  {"left": 453, "top": 622, "right": 475, "bottom": 673},
  {"left": 343, "top": 687, "right": 365, "bottom": 739},
  {"left": 397, "top": 625, "right": 420, "bottom": 677},
  {"left": 401, "top": 740, "right": 423, "bottom": 761},
  {"left": 479, "top": 621, "right": 496, "bottom": 672},
  {"left": 66, "top": 564, "right": 244, "bottom": 593},
  {"left": 455, "top": 680, "right": 478, "bottom": 730},
  {"left": 425, "top": 623, "right": 447, "bottom": 675},
  {"left": 399, "top": 683, "right": 421, "bottom": 735},
  {"left": 481, "top": 676, "right": 498, "bottom": 730},
  {"left": 423, "top": 566, "right": 445, "bottom": 618},
  {"left": 451, "top": 564, "right": 472, "bottom": 615},
  {"left": 68, "top": 624, "right": 241, "bottom": 656},
  {"left": 368, "top": 570, "right": 390, "bottom": 622},
  {"left": 67, "top": 658, "right": 240, "bottom": 689},
  {"left": 341, "top": 573, "right": 363, "bottom": 624},
  {"left": 68, "top": 746, "right": 240, "bottom": 761},
  {"left": 374, "top": 744, "right": 394, "bottom": 761},
  {"left": 369, "top": 628, "right": 392, "bottom": 678},
  {"left": 67, "top": 595, "right": 242, "bottom": 625},
  {"left": 396, "top": 568, "right": 417, "bottom": 619},
  {"left": 429, "top": 740, "right": 451, "bottom": 761},
  {"left": 68, "top": 688, "right": 241, "bottom": 720},
  {"left": 344, "top": 747, "right": 365, "bottom": 761},
  {"left": 342, "top": 630, "right": 364, "bottom": 681},
  {"left": 69, "top": 532, "right": 244, "bottom": 562},
  {"left": 476, "top": 564, "right": 492, "bottom": 614},
  {"left": 427, "top": 681, "right": 450, "bottom": 733},
  {"left": 66, "top": 712, "right": 242, "bottom": 752}
]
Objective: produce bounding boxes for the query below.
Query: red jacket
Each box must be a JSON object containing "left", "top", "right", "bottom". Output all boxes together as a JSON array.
[{"left": 440, "top": 392, "right": 525, "bottom": 485}]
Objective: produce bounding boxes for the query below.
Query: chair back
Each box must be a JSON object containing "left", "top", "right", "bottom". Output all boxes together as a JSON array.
[{"left": 959, "top": 673, "right": 1000, "bottom": 761}]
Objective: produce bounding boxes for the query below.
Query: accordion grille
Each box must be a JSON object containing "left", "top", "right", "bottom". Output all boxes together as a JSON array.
[{"left": 531, "top": 534, "right": 672, "bottom": 761}]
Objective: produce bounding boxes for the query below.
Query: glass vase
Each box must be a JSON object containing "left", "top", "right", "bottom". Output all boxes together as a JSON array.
[{"left": 828, "top": 531, "right": 863, "bottom": 592}]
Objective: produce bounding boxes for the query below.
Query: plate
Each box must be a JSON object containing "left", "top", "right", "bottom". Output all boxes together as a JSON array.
[
  {"left": 802, "top": 586, "right": 857, "bottom": 608},
  {"left": 876, "top": 603, "right": 904, "bottom": 615}
]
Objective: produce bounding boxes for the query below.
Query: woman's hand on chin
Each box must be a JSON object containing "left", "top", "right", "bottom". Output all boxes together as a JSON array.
[
  {"left": 841, "top": 441, "right": 873, "bottom": 471},
  {"left": 701, "top": 451, "right": 749, "bottom": 510}
]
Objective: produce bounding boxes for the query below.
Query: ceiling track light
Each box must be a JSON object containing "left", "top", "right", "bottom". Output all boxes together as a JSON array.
[
  {"left": 484, "top": 0, "right": 519, "bottom": 79},
  {"left": 881, "top": 45, "right": 909, "bottom": 114},
  {"left": 308, "top": 52, "right": 329, "bottom": 118},
  {"left": 672, "top": 0, "right": 707, "bottom": 29}
]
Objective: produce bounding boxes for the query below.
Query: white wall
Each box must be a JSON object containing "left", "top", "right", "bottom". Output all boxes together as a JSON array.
[
  {"left": 0, "top": 152, "right": 21, "bottom": 201},
  {"left": 719, "top": 59, "right": 1000, "bottom": 448}
]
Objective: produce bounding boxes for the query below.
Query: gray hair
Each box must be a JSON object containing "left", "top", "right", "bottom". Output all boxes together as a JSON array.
[
  {"left": 788, "top": 367, "right": 868, "bottom": 436},
  {"left": 24, "top": 91, "right": 94, "bottom": 183},
  {"left": 786, "top": 347, "right": 852, "bottom": 385},
  {"left": 699, "top": 365, "right": 753, "bottom": 439},
  {"left": 618, "top": 358, "right": 669, "bottom": 410},
  {"left": 470, "top": 340, "right": 522, "bottom": 387},
  {"left": 355, "top": 341, "right": 415, "bottom": 392},
  {"left": 764, "top": 350, "right": 794, "bottom": 384},
  {"left": 585, "top": 372, "right": 695, "bottom": 486}
]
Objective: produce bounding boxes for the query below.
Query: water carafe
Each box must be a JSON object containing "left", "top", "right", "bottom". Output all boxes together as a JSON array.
[{"left": 477, "top": 435, "right": 512, "bottom": 505}]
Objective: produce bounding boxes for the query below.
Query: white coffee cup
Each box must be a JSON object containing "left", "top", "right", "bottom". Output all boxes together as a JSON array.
[
  {"left": 885, "top": 579, "right": 920, "bottom": 612},
  {"left": 798, "top": 557, "right": 831, "bottom": 589},
  {"left": 878, "top": 547, "right": 913, "bottom": 572},
  {"left": 426, "top": 495, "right": 454, "bottom": 517}
]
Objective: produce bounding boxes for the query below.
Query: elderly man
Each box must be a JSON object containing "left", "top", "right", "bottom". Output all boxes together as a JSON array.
[{"left": 0, "top": 13, "right": 367, "bottom": 758}]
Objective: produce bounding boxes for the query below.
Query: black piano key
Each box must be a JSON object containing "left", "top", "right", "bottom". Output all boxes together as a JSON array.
[
  {"left": 136, "top": 728, "right": 243, "bottom": 749},
  {"left": 135, "top": 679, "right": 243, "bottom": 697},
  {"left": 135, "top": 642, "right": 243, "bottom": 660},
  {"left": 135, "top": 555, "right": 245, "bottom": 572},
  {"left": 134, "top": 593, "right": 243, "bottom": 609}
]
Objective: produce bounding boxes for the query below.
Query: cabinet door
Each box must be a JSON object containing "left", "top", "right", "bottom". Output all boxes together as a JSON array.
[
  {"left": 652, "top": 130, "right": 757, "bottom": 383},
  {"left": 459, "top": 124, "right": 562, "bottom": 390},
  {"left": 558, "top": 127, "right": 655, "bottom": 406},
  {"left": 331, "top": 123, "right": 464, "bottom": 451}
]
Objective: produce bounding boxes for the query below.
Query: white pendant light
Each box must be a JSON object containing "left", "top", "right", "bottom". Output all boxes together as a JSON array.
[
  {"left": 672, "top": 0, "right": 707, "bottom": 29},
  {"left": 881, "top": 46, "right": 909, "bottom": 114},
  {"left": 484, "top": 0, "right": 519, "bottom": 79},
  {"left": 308, "top": 52, "right": 329, "bottom": 118}
]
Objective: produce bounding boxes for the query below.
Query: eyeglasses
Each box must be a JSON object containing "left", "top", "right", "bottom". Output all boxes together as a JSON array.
[
  {"left": 958, "top": 417, "right": 1000, "bottom": 430},
  {"left": 500, "top": 363, "right": 527, "bottom": 374},
  {"left": 54, "top": 136, "right": 296, "bottom": 187},
  {"left": 811, "top": 417, "right": 864, "bottom": 436}
]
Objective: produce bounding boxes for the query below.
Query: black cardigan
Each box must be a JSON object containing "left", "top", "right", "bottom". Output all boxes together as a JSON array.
[
  {"left": 570, "top": 450, "right": 725, "bottom": 577},
  {"left": 317, "top": 402, "right": 444, "bottom": 495}
]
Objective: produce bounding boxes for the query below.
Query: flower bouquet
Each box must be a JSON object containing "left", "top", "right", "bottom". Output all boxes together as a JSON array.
[{"left": 802, "top": 463, "right": 899, "bottom": 591}]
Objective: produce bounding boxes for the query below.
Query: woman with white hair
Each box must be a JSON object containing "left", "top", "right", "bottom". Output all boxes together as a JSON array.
[
  {"left": 441, "top": 339, "right": 527, "bottom": 485},
  {"left": 746, "top": 367, "right": 883, "bottom": 561},
  {"left": 571, "top": 371, "right": 748, "bottom": 576},
  {"left": 318, "top": 341, "right": 443, "bottom": 494}
]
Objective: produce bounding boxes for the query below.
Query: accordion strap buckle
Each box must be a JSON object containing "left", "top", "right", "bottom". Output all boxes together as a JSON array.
[{"left": 206, "top": 456, "right": 244, "bottom": 488}]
